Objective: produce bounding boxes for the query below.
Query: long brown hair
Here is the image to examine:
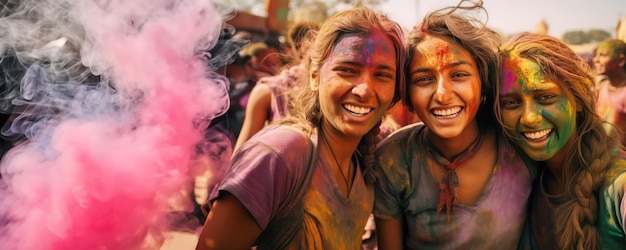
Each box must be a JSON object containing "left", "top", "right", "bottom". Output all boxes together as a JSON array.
[{"left": 495, "top": 32, "right": 622, "bottom": 250}]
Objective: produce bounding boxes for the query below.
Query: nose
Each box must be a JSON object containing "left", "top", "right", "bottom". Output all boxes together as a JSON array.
[
  {"left": 592, "top": 54, "right": 601, "bottom": 65},
  {"left": 434, "top": 77, "right": 453, "bottom": 104},
  {"left": 352, "top": 81, "right": 373, "bottom": 100},
  {"left": 520, "top": 105, "right": 543, "bottom": 127}
]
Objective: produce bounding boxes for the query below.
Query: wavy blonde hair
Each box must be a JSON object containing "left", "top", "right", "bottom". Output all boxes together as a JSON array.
[{"left": 495, "top": 32, "right": 623, "bottom": 250}]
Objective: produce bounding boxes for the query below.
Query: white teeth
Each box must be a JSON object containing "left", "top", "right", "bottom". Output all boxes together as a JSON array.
[
  {"left": 524, "top": 129, "right": 551, "bottom": 140},
  {"left": 343, "top": 104, "right": 372, "bottom": 116},
  {"left": 432, "top": 107, "right": 461, "bottom": 117}
]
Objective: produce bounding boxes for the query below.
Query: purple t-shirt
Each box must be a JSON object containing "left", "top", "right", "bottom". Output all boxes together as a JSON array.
[
  {"left": 210, "top": 125, "right": 373, "bottom": 249},
  {"left": 374, "top": 123, "right": 536, "bottom": 249}
]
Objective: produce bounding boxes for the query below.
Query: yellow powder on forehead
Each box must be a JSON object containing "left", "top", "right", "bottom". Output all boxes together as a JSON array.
[
  {"left": 597, "top": 40, "right": 620, "bottom": 58},
  {"left": 417, "top": 36, "right": 469, "bottom": 71},
  {"left": 509, "top": 55, "right": 552, "bottom": 90}
]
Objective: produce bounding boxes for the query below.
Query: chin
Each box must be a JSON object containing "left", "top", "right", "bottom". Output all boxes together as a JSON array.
[
  {"left": 430, "top": 127, "right": 464, "bottom": 139},
  {"left": 525, "top": 150, "right": 554, "bottom": 162}
]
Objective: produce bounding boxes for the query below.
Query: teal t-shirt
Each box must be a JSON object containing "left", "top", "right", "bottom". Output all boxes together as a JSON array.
[{"left": 598, "top": 156, "right": 626, "bottom": 248}]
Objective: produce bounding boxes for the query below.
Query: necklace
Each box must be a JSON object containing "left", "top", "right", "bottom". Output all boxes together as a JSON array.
[
  {"left": 321, "top": 131, "right": 353, "bottom": 195},
  {"left": 426, "top": 128, "right": 485, "bottom": 217}
]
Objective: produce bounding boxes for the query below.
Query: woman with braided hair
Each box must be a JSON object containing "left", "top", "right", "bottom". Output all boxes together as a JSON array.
[
  {"left": 196, "top": 5, "right": 407, "bottom": 249},
  {"left": 496, "top": 32, "right": 626, "bottom": 249},
  {"left": 372, "top": 1, "right": 537, "bottom": 249}
]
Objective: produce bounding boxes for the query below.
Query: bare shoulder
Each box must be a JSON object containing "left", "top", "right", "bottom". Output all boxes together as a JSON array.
[{"left": 250, "top": 83, "right": 272, "bottom": 97}]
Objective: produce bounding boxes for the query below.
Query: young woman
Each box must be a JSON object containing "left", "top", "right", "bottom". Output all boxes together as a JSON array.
[
  {"left": 195, "top": 6, "right": 407, "bottom": 249},
  {"left": 496, "top": 32, "right": 626, "bottom": 249},
  {"left": 233, "top": 21, "right": 320, "bottom": 153},
  {"left": 594, "top": 38, "right": 626, "bottom": 147},
  {"left": 373, "top": 1, "right": 536, "bottom": 249}
]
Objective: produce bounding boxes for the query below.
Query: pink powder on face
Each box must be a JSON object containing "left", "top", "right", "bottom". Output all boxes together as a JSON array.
[
  {"left": 501, "top": 59, "right": 521, "bottom": 94},
  {"left": 330, "top": 30, "right": 394, "bottom": 68}
]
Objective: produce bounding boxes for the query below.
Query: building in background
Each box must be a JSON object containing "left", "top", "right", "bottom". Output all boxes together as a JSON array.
[
  {"left": 535, "top": 19, "right": 548, "bottom": 35},
  {"left": 618, "top": 17, "right": 626, "bottom": 43}
]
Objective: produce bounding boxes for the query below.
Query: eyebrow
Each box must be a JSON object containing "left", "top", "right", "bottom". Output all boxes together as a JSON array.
[
  {"left": 529, "top": 83, "right": 558, "bottom": 91},
  {"left": 409, "top": 60, "right": 472, "bottom": 75},
  {"left": 336, "top": 60, "right": 396, "bottom": 71}
]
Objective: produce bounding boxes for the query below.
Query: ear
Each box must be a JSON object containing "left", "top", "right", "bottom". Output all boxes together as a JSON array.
[{"left": 309, "top": 69, "right": 319, "bottom": 91}]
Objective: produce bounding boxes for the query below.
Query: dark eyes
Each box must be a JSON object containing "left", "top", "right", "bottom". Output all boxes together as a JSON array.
[
  {"left": 410, "top": 72, "right": 471, "bottom": 86},
  {"left": 411, "top": 76, "right": 431, "bottom": 85},
  {"left": 537, "top": 94, "right": 556, "bottom": 101},
  {"left": 336, "top": 67, "right": 356, "bottom": 74},
  {"left": 500, "top": 94, "right": 557, "bottom": 109},
  {"left": 335, "top": 67, "right": 394, "bottom": 80},
  {"left": 500, "top": 99, "right": 520, "bottom": 109}
]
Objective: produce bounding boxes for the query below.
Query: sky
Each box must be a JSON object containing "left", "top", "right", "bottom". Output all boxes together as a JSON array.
[{"left": 379, "top": 0, "right": 626, "bottom": 39}]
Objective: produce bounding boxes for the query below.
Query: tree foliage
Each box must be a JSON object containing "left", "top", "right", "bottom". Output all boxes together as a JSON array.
[
  {"left": 562, "top": 29, "right": 612, "bottom": 45},
  {"left": 586, "top": 29, "right": 611, "bottom": 42},
  {"left": 219, "top": 0, "right": 387, "bottom": 19}
]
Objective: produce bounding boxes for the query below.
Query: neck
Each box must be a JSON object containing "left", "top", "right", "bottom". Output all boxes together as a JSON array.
[
  {"left": 541, "top": 164, "right": 570, "bottom": 198},
  {"left": 319, "top": 122, "right": 360, "bottom": 165},
  {"left": 543, "top": 135, "right": 577, "bottom": 187},
  {"left": 428, "top": 122, "right": 481, "bottom": 159}
]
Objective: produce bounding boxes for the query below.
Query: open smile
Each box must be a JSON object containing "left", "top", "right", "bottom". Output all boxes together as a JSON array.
[
  {"left": 431, "top": 106, "right": 462, "bottom": 119},
  {"left": 522, "top": 129, "right": 552, "bottom": 142},
  {"left": 343, "top": 104, "right": 373, "bottom": 116}
]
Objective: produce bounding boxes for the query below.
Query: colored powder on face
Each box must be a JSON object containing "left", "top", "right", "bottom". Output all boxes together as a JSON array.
[
  {"left": 501, "top": 58, "right": 522, "bottom": 94},
  {"left": 429, "top": 43, "right": 451, "bottom": 71},
  {"left": 542, "top": 98, "right": 575, "bottom": 156},
  {"left": 597, "top": 40, "right": 620, "bottom": 59},
  {"left": 331, "top": 31, "right": 393, "bottom": 68},
  {"left": 504, "top": 56, "right": 577, "bottom": 160}
]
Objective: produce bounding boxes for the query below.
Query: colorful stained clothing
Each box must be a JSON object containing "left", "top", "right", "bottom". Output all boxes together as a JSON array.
[
  {"left": 596, "top": 82, "right": 626, "bottom": 146},
  {"left": 257, "top": 65, "right": 304, "bottom": 123},
  {"left": 520, "top": 153, "right": 626, "bottom": 249},
  {"left": 374, "top": 123, "right": 536, "bottom": 249},
  {"left": 209, "top": 125, "right": 373, "bottom": 249}
]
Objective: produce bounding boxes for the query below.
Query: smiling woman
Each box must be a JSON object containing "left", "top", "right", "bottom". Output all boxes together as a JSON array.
[
  {"left": 195, "top": 5, "right": 407, "bottom": 250},
  {"left": 498, "top": 56, "right": 577, "bottom": 162},
  {"left": 372, "top": 1, "right": 538, "bottom": 249},
  {"left": 495, "top": 32, "right": 626, "bottom": 249}
]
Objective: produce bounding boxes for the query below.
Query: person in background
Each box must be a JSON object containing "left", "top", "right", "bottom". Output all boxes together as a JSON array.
[
  {"left": 373, "top": 1, "right": 536, "bottom": 249},
  {"left": 258, "top": 37, "right": 285, "bottom": 76},
  {"left": 497, "top": 32, "right": 626, "bottom": 250},
  {"left": 241, "top": 38, "right": 283, "bottom": 80},
  {"left": 233, "top": 21, "right": 320, "bottom": 153},
  {"left": 196, "top": 5, "right": 407, "bottom": 249},
  {"left": 594, "top": 39, "right": 626, "bottom": 146},
  {"left": 219, "top": 52, "right": 256, "bottom": 139}
]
